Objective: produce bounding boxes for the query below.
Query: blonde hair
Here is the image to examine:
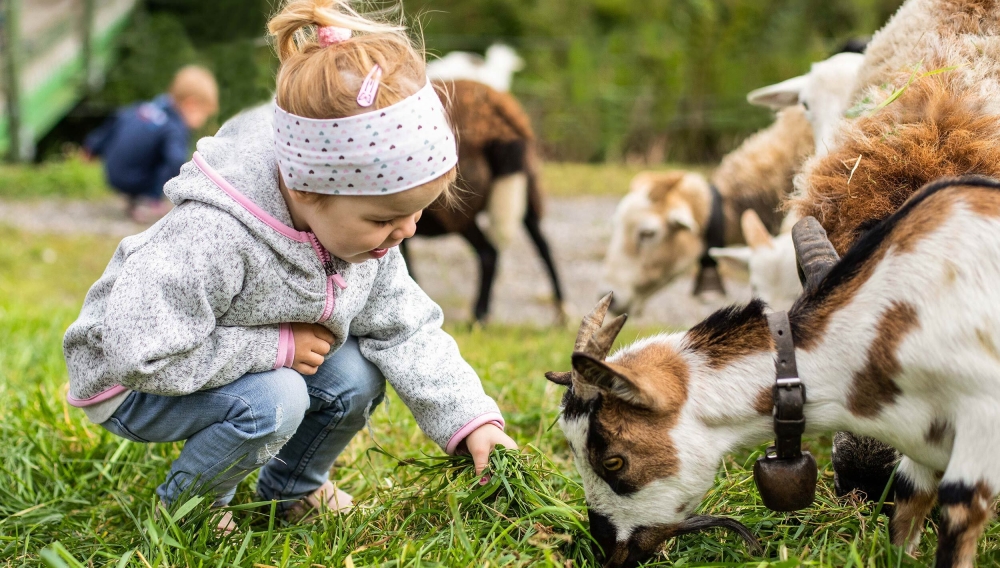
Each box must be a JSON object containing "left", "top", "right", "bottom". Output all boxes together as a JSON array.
[
  {"left": 268, "top": 0, "right": 456, "bottom": 204},
  {"left": 168, "top": 65, "right": 219, "bottom": 110}
]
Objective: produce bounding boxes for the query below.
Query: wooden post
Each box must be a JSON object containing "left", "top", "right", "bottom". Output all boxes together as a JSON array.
[{"left": 1, "top": 0, "right": 22, "bottom": 162}]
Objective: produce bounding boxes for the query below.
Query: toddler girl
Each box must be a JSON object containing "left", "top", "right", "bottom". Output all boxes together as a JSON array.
[{"left": 63, "top": 0, "right": 516, "bottom": 530}]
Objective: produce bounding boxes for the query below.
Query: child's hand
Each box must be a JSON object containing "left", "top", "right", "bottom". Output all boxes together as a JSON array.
[
  {"left": 290, "top": 323, "right": 334, "bottom": 375},
  {"left": 463, "top": 423, "right": 518, "bottom": 477}
]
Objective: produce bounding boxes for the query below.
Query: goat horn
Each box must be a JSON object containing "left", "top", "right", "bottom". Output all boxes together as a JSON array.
[
  {"left": 545, "top": 371, "right": 573, "bottom": 386},
  {"left": 584, "top": 313, "right": 628, "bottom": 360},
  {"left": 673, "top": 515, "right": 762, "bottom": 555},
  {"left": 576, "top": 293, "right": 614, "bottom": 352},
  {"left": 791, "top": 216, "right": 840, "bottom": 292}
]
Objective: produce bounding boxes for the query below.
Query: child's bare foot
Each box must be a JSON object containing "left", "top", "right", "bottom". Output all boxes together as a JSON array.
[{"left": 284, "top": 480, "right": 354, "bottom": 522}]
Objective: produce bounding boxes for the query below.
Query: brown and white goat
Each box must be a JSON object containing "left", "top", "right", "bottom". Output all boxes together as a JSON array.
[
  {"left": 402, "top": 79, "right": 566, "bottom": 322},
  {"left": 548, "top": 176, "right": 1000, "bottom": 568},
  {"left": 601, "top": 105, "right": 814, "bottom": 315}
]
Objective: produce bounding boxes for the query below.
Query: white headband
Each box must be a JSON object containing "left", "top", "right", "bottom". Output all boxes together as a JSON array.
[{"left": 273, "top": 80, "right": 457, "bottom": 195}]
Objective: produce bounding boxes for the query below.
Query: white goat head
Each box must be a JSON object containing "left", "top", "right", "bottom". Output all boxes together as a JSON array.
[
  {"left": 601, "top": 171, "right": 711, "bottom": 315},
  {"left": 546, "top": 294, "right": 760, "bottom": 567},
  {"left": 747, "top": 52, "right": 865, "bottom": 157},
  {"left": 709, "top": 210, "right": 803, "bottom": 311}
]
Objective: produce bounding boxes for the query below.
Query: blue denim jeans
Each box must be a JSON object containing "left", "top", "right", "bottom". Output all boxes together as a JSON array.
[{"left": 101, "top": 336, "right": 385, "bottom": 510}]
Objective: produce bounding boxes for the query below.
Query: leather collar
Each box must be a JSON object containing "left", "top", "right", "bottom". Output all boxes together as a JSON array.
[
  {"left": 698, "top": 183, "right": 726, "bottom": 269},
  {"left": 765, "top": 311, "right": 807, "bottom": 459}
]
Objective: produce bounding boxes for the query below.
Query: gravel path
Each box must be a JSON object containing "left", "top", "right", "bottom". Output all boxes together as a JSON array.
[{"left": 0, "top": 195, "right": 751, "bottom": 328}]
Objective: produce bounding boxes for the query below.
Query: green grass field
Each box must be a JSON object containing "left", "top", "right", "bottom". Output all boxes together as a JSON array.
[{"left": 1, "top": 219, "right": 998, "bottom": 566}]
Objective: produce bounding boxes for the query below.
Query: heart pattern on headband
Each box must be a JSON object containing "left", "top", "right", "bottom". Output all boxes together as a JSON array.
[{"left": 273, "top": 81, "right": 457, "bottom": 196}]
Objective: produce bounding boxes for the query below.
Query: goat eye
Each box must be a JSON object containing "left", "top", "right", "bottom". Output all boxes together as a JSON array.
[
  {"left": 802, "top": 101, "right": 810, "bottom": 111},
  {"left": 637, "top": 229, "right": 657, "bottom": 242},
  {"left": 603, "top": 456, "right": 624, "bottom": 471}
]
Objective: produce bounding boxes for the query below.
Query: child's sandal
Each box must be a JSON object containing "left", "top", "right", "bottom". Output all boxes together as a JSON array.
[
  {"left": 284, "top": 480, "right": 353, "bottom": 522},
  {"left": 213, "top": 509, "right": 237, "bottom": 535}
]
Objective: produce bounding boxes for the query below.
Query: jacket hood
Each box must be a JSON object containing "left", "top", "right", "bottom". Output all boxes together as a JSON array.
[{"left": 165, "top": 102, "right": 304, "bottom": 248}]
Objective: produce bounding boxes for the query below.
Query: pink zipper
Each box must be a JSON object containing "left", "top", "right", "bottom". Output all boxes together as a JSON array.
[{"left": 308, "top": 233, "right": 347, "bottom": 322}]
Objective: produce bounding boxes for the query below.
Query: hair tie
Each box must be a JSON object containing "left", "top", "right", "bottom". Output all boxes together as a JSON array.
[{"left": 317, "top": 26, "right": 351, "bottom": 47}]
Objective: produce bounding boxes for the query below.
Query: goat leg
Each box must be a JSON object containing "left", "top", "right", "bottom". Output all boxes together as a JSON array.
[
  {"left": 460, "top": 222, "right": 498, "bottom": 322},
  {"left": 523, "top": 202, "right": 568, "bottom": 324},
  {"left": 935, "top": 480, "right": 995, "bottom": 568},
  {"left": 890, "top": 457, "right": 938, "bottom": 555}
]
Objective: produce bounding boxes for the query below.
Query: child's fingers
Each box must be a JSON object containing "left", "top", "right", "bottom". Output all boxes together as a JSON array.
[
  {"left": 293, "top": 362, "right": 319, "bottom": 375},
  {"left": 301, "top": 351, "right": 325, "bottom": 368},
  {"left": 313, "top": 340, "right": 332, "bottom": 356},
  {"left": 472, "top": 445, "right": 490, "bottom": 476},
  {"left": 311, "top": 325, "right": 335, "bottom": 344}
]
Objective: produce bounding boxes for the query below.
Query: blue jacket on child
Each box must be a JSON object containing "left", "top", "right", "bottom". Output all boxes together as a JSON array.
[{"left": 84, "top": 94, "right": 190, "bottom": 199}]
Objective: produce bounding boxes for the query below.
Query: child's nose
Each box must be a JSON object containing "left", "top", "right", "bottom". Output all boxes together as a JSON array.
[{"left": 394, "top": 214, "right": 419, "bottom": 239}]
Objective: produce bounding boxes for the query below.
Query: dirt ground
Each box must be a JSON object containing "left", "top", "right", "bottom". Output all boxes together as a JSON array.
[{"left": 0, "top": 195, "right": 751, "bottom": 328}]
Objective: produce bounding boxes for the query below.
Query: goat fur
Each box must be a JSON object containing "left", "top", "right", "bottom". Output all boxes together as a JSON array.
[
  {"left": 792, "top": 0, "right": 1000, "bottom": 254},
  {"left": 406, "top": 80, "right": 564, "bottom": 322},
  {"left": 559, "top": 178, "right": 1000, "bottom": 568},
  {"left": 601, "top": 106, "right": 813, "bottom": 313}
]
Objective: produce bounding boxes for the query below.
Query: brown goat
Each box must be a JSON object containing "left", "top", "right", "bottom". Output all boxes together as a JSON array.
[{"left": 401, "top": 80, "right": 565, "bottom": 322}]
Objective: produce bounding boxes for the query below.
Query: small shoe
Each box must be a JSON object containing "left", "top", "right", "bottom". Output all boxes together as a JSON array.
[
  {"left": 284, "top": 480, "right": 354, "bottom": 523},
  {"left": 157, "top": 500, "right": 237, "bottom": 535},
  {"left": 213, "top": 509, "right": 237, "bottom": 535}
]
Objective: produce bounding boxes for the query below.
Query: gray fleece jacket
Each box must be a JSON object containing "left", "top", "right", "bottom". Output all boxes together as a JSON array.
[{"left": 63, "top": 103, "right": 503, "bottom": 453}]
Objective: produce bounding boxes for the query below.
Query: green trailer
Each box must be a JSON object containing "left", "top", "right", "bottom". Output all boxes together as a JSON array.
[{"left": 1, "top": 0, "right": 135, "bottom": 161}]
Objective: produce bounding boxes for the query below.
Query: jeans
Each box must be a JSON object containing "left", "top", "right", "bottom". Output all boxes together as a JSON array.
[{"left": 101, "top": 336, "right": 385, "bottom": 510}]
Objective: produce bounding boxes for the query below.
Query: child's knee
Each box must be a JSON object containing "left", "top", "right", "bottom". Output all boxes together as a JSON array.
[{"left": 231, "top": 369, "right": 310, "bottom": 437}]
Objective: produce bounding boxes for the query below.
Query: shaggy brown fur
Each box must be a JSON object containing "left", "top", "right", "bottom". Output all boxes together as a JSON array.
[
  {"left": 792, "top": 78, "right": 1000, "bottom": 255},
  {"left": 712, "top": 106, "right": 815, "bottom": 239},
  {"left": 851, "top": 0, "right": 1000, "bottom": 102}
]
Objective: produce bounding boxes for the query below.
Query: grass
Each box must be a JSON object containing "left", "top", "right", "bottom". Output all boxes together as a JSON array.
[
  {"left": 0, "top": 158, "right": 708, "bottom": 201},
  {"left": 0, "top": 157, "right": 112, "bottom": 201},
  {"left": 540, "top": 162, "right": 712, "bottom": 198},
  {"left": 3, "top": 226, "right": 1000, "bottom": 567}
]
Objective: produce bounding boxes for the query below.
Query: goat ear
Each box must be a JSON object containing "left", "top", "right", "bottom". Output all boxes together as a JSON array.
[
  {"left": 571, "top": 353, "right": 654, "bottom": 408},
  {"left": 746, "top": 75, "right": 808, "bottom": 110},
  {"left": 545, "top": 371, "right": 573, "bottom": 386},
  {"left": 709, "top": 246, "right": 751, "bottom": 269},
  {"left": 741, "top": 210, "right": 774, "bottom": 250},
  {"left": 667, "top": 206, "right": 698, "bottom": 233}
]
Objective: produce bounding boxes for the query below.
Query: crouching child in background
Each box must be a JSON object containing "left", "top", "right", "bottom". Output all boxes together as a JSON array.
[
  {"left": 63, "top": 0, "right": 515, "bottom": 533},
  {"left": 84, "top": 65, "right": 218, "bottom": 223}
]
